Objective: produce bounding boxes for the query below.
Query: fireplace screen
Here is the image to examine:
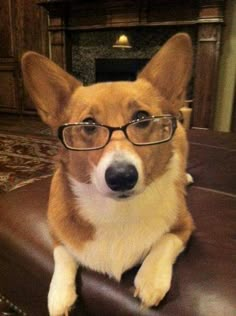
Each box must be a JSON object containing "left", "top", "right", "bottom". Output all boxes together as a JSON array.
[{"left": 95, "top": 58, "right": 149, "bottom": 82}]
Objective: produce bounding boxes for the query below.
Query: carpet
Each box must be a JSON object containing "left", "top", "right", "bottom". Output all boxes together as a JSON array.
[{"left": 0, "top": 132, "right": 59, "bottom": 193}]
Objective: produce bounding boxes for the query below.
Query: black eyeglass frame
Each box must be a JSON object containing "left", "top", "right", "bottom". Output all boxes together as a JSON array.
[{"left": 57, "top": 115, "right": 178, "bottom": 151}]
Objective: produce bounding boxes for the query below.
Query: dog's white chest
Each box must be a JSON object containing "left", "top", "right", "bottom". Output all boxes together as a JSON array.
[
  {"left": 74, "top": 217, "right": 166, "bottom": 280},
  {"left": 68, "top": 176, "right": 178, "bottom": 280}
]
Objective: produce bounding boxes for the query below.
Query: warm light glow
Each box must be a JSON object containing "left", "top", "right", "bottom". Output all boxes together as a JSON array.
[
  {"left": 118, "top": 35, "right": 128, "bottom": 45},
  {"left": 113, "top": 34, "right": 132, "bottom": 49}
]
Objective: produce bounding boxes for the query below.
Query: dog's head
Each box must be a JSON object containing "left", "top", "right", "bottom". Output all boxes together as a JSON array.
[{"left": 22, "top": 33, "right": 192, "bottom": 200}]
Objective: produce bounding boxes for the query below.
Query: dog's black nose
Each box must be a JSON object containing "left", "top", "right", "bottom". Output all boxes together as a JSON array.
[{"left": 105, "top": 163, "right": 138, "bottom": 192}]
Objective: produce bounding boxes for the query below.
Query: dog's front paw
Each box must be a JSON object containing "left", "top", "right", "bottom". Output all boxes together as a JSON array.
[
  {"left": 134, "top": 264, "right": 172, "bottom": 307},
  {"left": 186, "top": 173, "right": 194, "bottom": 185},
  {"left": 48, "top": 281, "right": 77, "bottom": 316}
]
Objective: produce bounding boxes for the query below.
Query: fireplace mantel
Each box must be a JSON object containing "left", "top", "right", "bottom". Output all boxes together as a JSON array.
[{"left": 39, "top": 0, "right": 225, "bottom": 129}]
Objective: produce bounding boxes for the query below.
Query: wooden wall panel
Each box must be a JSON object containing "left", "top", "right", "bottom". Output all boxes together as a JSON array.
[
  {"left": 0, "top": 1, "right": 14, "bottom": 57},
  {"left": 193, "top": 24, "right": 221, "bottom": 128},
  {"left": 0, "top": 0, "right": 17, "bottom": 112},
  {"left": 0, "top": 71, "right": 17, "bottom": 112},
  {"left": 19, "top": 0, "right": 49, "bottom": 112},
  {"left": 0, "top": 0, "right": 48, "bottom": 114},
  {"left": 147, "top": 0, "right": 198, "bottom": 23},
  {"left": 21, "top": 0, "right": 48, "bottom": 55}
]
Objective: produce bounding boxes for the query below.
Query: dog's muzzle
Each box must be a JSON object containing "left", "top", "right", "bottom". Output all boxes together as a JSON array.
[{"left": 105, "top": 162, "right": 138, "bottom": 192}]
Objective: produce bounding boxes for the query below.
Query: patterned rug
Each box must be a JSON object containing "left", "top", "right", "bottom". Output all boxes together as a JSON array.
[{"left": 0, "top": 132, "right": 59, "bottom": 193}]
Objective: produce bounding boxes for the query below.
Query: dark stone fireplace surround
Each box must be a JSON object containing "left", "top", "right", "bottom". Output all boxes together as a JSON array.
[
  {"left": 72, "top": 27, "right": 195, "bottom": 92},
  {"left": 39, "top": 0, "right": 225, "bottom": 129}
]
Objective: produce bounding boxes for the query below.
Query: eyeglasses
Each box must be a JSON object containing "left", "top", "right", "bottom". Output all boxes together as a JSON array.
[{"left": 58, "top": 115, "right": 177, "bottom": 151}]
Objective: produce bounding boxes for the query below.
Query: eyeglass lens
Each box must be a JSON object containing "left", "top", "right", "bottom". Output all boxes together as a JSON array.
[
  {"left": 127, "top": 117, "right": 173, "bottom": 145},
  {"left": 63, "top": 124, "right": 110, "bottom": 150}
]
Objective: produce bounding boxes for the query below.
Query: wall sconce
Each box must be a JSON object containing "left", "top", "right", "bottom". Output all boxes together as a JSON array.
[{"left": 113, "top": 34, "right": 132, "bottom": 49}]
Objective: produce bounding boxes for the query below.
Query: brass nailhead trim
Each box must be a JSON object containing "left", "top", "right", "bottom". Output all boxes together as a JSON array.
[{"left": 0, "top": 294, "right": 27, "bottom": 316}]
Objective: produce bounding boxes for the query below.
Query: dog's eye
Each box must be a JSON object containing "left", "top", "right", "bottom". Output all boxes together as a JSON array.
[
  {"left": 82, "top": 118, "right": 97, "bottom": 135},
  {"left": 132, "top": 111, "right": 150, "bottom": 121},
  {"left": 132, "top": 111, "right": 150, "bottom": 128}
]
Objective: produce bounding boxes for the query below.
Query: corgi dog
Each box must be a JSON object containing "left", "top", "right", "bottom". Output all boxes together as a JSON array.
[{"left": 22, "top": 33, "right": 194, "bottom": 316}]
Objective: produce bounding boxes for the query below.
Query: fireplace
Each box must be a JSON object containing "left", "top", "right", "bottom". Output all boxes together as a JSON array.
[
  {"left": 71, "top": 27, "right": 195, "bottom": 92},
  {"left": 39, "top": 0, "right": 225, "bottom": 129}
]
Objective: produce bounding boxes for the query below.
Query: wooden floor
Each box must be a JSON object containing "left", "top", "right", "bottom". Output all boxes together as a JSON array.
[{"left": 0, "top": 113, "right": 51, "bottom": 136}]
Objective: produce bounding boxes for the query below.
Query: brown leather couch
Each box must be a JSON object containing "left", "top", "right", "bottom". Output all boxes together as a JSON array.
[{"left": 0, "top": 129, "right": 235, "bottom": 316}]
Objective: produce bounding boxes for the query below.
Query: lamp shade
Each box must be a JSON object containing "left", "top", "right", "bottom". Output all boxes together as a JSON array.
[{"left": 113, "top": 34, "right": 132, "bottom": 49}]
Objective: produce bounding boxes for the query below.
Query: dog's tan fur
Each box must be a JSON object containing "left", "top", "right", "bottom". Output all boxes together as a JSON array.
[{"left": 22, "top": 33, "right": 194, "bottom": 316}]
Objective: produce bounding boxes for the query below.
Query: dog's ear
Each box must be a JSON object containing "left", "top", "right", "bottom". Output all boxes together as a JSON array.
[
  {"left": 21, "top": 52, "right": 81, "bottom": 127},
  {"left": 138, "top": 33, "right": 192, "bottom": 113}
]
